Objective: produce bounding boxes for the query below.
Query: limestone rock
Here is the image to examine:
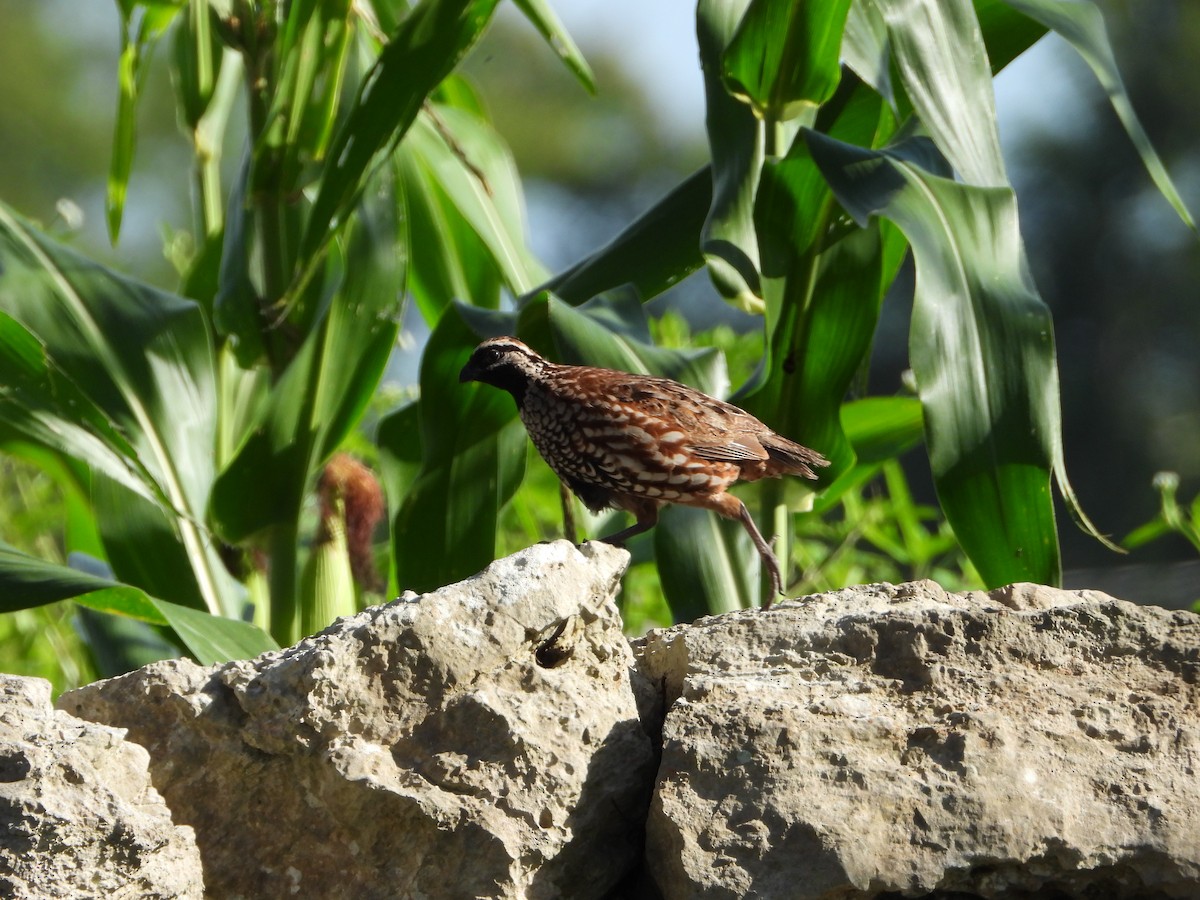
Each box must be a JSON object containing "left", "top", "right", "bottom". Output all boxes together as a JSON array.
[
  {"left": 0, "top": 674, "right": 203, "bottom": 900},
  {"left": 61, "top": 540, "right": 655, "bottom": 900},
  {"left": 635, "top": 581, "right": 1200, "bottom": 899}
]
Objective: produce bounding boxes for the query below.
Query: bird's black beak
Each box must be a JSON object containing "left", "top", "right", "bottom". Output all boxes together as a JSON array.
[{"left": 459, "top": 358, "right": 480, "bottom": 383}]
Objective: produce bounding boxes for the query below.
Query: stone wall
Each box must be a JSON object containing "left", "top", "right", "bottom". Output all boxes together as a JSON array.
[{"left": 2, "top": 541, "right": 1197, "bottom": 898}]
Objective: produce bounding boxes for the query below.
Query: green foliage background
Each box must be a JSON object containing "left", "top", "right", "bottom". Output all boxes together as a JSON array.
[{"left": 0, "top": 0, "right": 1195, "bottom": 692}]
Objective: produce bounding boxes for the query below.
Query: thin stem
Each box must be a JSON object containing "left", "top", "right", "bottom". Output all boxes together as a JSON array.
[{"left": 268, "top": 519, "right": 300, "bottom": 646}]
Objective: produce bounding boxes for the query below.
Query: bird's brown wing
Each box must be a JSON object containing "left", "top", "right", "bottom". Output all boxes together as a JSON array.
[
  {"left": 600, "top": 374, "right": 828, "bottom": 476},
  {"left": 600, "top": 376, "right": 773, "bottom": 460}
]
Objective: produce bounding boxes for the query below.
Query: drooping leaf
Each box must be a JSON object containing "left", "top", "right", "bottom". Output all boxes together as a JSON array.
[
  {"left": 807, "top": 130, "right": 1105, "bottom": 587},
  {"left": 0, "top": 543, "right": 277, "bottom": 664},
  {"left": 154, "top": 597, "right": 279, "bottom": 665},
  {"left": 404, "top": 105, "right": 546, "bottom": 296},
  {"left": 0, "top": 542, "right": 162, "bottom": 621},
  {"left": 1000, "top": 0, "right": 1197, "bottom": 234},
  {"left": 523, "top": 291, "right": 729, "bottom": 398},
  {"left": 843, "top": 0, "right": 893, "bottom": 105},
  {"left": 0, "top": 312, "right": 162, "bottom": 506},
  {"left": 397, "top": 139, "right": 501, "bottom": 325}
]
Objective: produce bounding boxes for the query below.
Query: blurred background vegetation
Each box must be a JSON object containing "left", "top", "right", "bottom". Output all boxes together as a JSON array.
[{"left": 0, "top": 0, "right": 1196, "bottom": 692}]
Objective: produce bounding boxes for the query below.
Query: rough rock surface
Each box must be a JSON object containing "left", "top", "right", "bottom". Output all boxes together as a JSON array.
[
  {"left": 0, "top": 674, "right": 202, "bottom": 900},
  {"left": 635, "top": 581, "right": 1200, "bottom": 899},
  {"left": 61, "top": 541, "right": 655, "bottom": 900}
]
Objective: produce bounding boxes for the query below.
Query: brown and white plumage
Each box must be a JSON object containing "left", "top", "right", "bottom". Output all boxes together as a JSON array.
[{"left": 459, "top": 336, "right": 828, "bottom": 603}]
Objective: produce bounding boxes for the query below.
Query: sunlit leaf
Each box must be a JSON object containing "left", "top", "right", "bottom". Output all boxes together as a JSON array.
[
  {"left": 697, "top": 0, "right": 766, "bottom": 311},
  {"left": 108, "top": 2, "right": 183, "bottom": 243},
  {"left": 807, "top": 130, "right": 1095, "bottom": 586},
  {"left": 0, "top": 543, "right": 277, "bottom": 664},
  {"left": 843, "top": 0, "right": 892, "bottom": 105},
  {"left": 877, "top": 0, "right": 1007, "bottom": 186},
  {"left": 511, "top": 0, "right": 595, "bottom": 92},
  {"left": 155, "top": 597, "right": 278, "bottom": 665},
  {"left": 398, "top": 146, "right": 494, "bottom": 324},
  {"left": 841, "top": 395, "right": 924, "bottom": 463},
  {"left": 299, "top": 0, "right": 501, "bottom": 270},
  {"left": 724, "top": 0, "right": 852, "bottom": 121},
  {"left": 0, "top": 203, "right": 232, "bottom": 616},
  {"left": 525, "top": 291, "right": 729, "bottom": 397},
  {"left": 405, "top": 106, "right": 546, "bottom": 295},
  {"left": 0, "top": 312, "right": 162, "bottom": 505}
]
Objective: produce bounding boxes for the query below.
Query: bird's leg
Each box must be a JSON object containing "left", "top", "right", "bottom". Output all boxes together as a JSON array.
[
  {"left": 704, "top": 493, "right": 784, "bottom": 605},
  {"left": 735, "top": 501, "right": 784, "bottom": 604},
  {"left": 558, "top": 481, "right": 578, "bottom": 543},
  {"left": 600, "top": 500, "right": 659, "bottom": 547}
]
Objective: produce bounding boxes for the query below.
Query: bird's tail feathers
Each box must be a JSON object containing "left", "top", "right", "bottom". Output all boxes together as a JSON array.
[{"left": 762, "top": 434, "right": 830, "bottom": 479}]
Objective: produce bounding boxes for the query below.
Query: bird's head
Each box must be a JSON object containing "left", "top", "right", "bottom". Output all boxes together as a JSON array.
[{"left": 459, "top": 336, "right": 549, "bottom": 401}]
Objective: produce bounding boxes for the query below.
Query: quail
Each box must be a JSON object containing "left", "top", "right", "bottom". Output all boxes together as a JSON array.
[{"left": 459, "top": 336, "right": 829, "bottom": 604}]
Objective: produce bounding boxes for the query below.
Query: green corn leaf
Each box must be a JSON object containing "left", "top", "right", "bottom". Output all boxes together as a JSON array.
[
  {"left": 843, "top": 0, "right": 893, "bottom": 105},
  {"left": 213, "top": 150, "right": 267, "bottom": 364},
  {"left": 0, "top": 312, "right": 163, "bottom": 506},
  {"left": 741, "top": 77, "right": 904, "bottom": 483},
  {"left": 92, "top": 474, "right": 215, "bottom": 614},
  {"left": 211, "top": 179, "right": 404, "bottom": 543},
  {"left": 877, "top": 0, "right": 1007, "bottom": 187},
  {"left": 530, "top": 167, "right": 711, "bottom": 307},
  {"left": 405, "top": 106, "right": 546, "bottom": 296},
  {"left": 376, "top": 399, "right": 422, "bottom": 595},
  {"left": 108, "top": 2, "right": 182, "bottom": 243},
  {"left": 654, "top": 506, "right": 757, "bottom": 619},
  {"left": 0, "top": 543, "right": 162, "bottom": 621},
  {"left": 975, "top": 0, "right": 1047, "bottom": 73},
  {"left": 155, "top": 597, "right": 280, "bottom": 665},
  {"left": 389, "top": 304, "right": 526, "bottom": 592},
  {"left": 171, "top": 0, "right": 222, "bottom": 130},
  {"left": 724, "top": 0, "right": 853, "bottom": 121},
  {"left": 511, "top": 0, "right": 595, "bottom": 93},
  {"left": 0, "top": 543, "right": 277, "bottom": 664},
  {"left": 0, "top": 203, "right": 232, "bottom": 616},
  {"left": 698, "top": 0, "right": 766, "bottom": 310},
  {"left": 298, "top": 0, "right": 501, "bottom": 273},
  {"left": 808, "top": 130, "right": 1114, "bottom": 587},
  {"left": 1000, "top": 0, "right": 1197, "bottom": 234},
  {"left": 396, "top": 129, "right": 504, "bottom": 325},
  {"left": 524, "top": 291, "right": 729, "bottom": 396},
  {"left": 840, "top": 396, "right": 924, "bottom": 464}
]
